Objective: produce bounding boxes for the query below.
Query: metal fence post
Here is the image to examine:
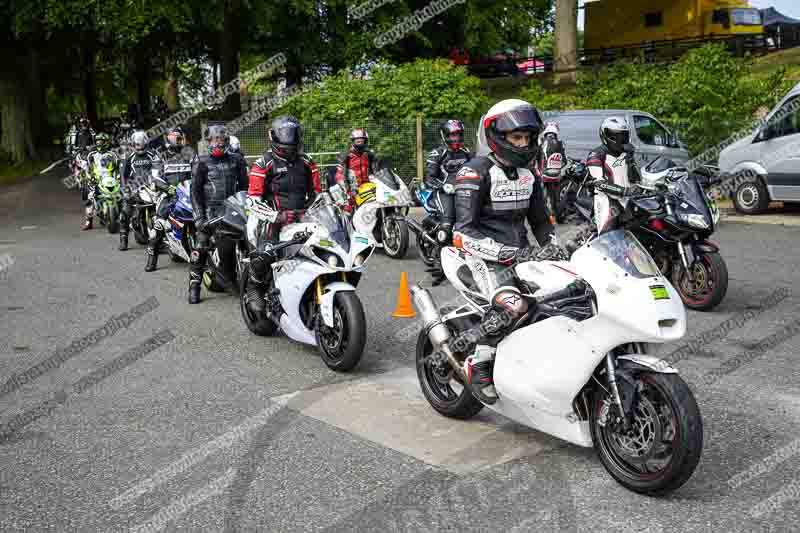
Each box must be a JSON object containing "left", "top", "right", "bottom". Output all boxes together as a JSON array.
[{"left": 416, "top": 113, "right": 423, "bottom": 184}]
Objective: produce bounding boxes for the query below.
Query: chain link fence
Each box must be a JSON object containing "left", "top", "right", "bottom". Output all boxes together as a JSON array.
[{"left": 205, "top": 117, "right": 479, "bottom": 185}]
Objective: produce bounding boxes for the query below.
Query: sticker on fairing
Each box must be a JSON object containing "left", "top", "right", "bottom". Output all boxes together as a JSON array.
[
  {"left": 318, "top": 239, "right": 334, "bottom": 248},
  {"left": 355, "top": 236, "right": 369, "bottom": 244},
  {"left": 650, "top": 285, "right": 669, "bottom": 300}
]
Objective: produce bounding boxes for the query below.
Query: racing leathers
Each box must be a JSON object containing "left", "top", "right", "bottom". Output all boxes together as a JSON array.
[
  {"left": 67, "top": 126, "right": 95, "bottom": 155},
  {"left": 144, "top": 147, "right": 196, "bottom": 271},
  {"left": 450, "top": 154, "right": 556, "bottom": 404},
  {"left": 244, "top": 151, "right": 321, "bottom": 313},
  {"left": 334, "top": 148, "right": 379, "bottom": 212},
  {"left": 586, "top": 145, "right": 642, "bottom": 233},
  {"left": 82, "top": 150, "right": 121, "bottom": 225},
  {"left": 424, "top": 144, "right": 471, "bottom": 229},
  {"left": 188, "top": 152, "right": 249, "bottom": 302},
  {"left": 119, "top": 149, "right": 162, "bottom": 250}
]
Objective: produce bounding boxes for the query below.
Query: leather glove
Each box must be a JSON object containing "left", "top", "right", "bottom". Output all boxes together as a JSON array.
[{"left": 534, "top": 242, "right": 569, "bottom": 261}]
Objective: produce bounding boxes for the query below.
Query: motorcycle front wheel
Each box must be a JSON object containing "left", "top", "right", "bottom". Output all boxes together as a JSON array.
[
  {"left": 314, "top": 292, "right": 366, "bottom": 372},
  {"left": 673, "top": 252, "right": 728, "bottom": 311},
  {"left": 239, "top": 263, "right": 278, "bottom": 336},
  {"left": 590, "top": 371, "right": 703, "bottom": 496},
  {"left": 107, "top": 204, "right": 119, "bottom": 234},
  {"left": 132, "top": 210, "right": 150, "bottom": 245},
  {"left": 382, "top": 215, "right": 409, "bottom": 259},
  {"left": 417, "top": 233, "right": 439, "bottom": 267}
]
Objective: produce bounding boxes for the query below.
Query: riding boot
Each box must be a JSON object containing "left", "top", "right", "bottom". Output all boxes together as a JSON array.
[
  {"left": 144, "top": 229, "right": 164, "bottom": 272},
  {"left": 188, "top": 248, "right": 207, "bottom": 304},
  {"left": 118, "top": 231, "right": 129, "bottom": 251},
  {"left": 81, "top": 217, "right": 93, "bottom": 231}
]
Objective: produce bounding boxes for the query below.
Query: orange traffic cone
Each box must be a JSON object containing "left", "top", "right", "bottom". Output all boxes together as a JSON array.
[{"left": 392, "top": 271, "right": 417, "bottom": 318}]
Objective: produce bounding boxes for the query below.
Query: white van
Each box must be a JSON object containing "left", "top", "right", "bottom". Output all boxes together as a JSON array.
[{"left": 718, "top": 81, "right": 800, "bottom": 214}]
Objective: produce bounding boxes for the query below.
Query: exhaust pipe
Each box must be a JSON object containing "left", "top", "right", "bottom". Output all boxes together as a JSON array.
[
  {"left": 410, "top": 284, "right": 466, "bottom": 380},
  {"left": 405, "top": 219, "right": 438, "bottom": 245}
]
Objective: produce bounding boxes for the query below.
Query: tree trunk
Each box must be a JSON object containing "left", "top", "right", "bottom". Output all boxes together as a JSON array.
[
  {"left": 28, "top": 43, "right": 47, "bottom": 147},
  {"left": 81, "top": 42, "right": 98, "bottom": 126},
  {"left": 220, "top": 0, "right": 241, "bottom": 114},
  {"left": 553, "top": 0, "right": 578, "bottom": 85},
  {"left": 135, "top": 46, "right": 151, "bottom": 121},
  {"left": 0, "top": 78, "right": 37, "bottom": 163},
  {"left": 165, "top": 52, "right": 180, "bottom": 111}
]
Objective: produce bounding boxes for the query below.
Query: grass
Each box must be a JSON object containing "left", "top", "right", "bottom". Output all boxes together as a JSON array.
[
  {"left": 0, "top": 159, "right": 54, "bottom": 187},
  {"left": 747, "top": 46, "right": 800, "bottom": 81}
]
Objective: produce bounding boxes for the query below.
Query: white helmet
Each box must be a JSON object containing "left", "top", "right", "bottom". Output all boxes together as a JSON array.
[
  {"left": 229, "top": 135, "right": 240, "bottom": 153},
  {"left": 539, "top": 121, "right": 560, "bottom": 145},
  {"left": 599, "top": 116, "right": 631, "bottom": 155},
  {"left": 477, "top": 99, "right": 543, "bottom": 167}
]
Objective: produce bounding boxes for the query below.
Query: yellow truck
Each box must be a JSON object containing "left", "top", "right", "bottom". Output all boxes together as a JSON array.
[{"left": 584, "top": 0, "right": 764, "bottom": 51}]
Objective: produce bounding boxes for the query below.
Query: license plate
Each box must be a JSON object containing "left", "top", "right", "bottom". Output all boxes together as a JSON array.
[{"left": 650, "top": 285, "right": 670, "bottom": 300}]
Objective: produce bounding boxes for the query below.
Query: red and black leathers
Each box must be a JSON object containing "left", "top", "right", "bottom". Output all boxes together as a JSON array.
[{"left": 334, "top": 148, "right": 380, "bottom": 211}]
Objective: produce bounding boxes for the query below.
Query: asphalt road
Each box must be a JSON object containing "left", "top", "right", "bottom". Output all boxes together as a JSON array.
[{"left": 1, "top": 173, "right": 799, "bottom": 532}]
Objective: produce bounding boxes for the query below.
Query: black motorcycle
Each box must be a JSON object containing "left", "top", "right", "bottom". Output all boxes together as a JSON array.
[
  {"left": 406, "top": 178, "right": 453, "bottom": 268},
  {"left": 203, "top": 191, "right": 251, "bottom": 294},
  {"left": 555, "top": 157, "right": 590, "bottom": 224},
  {"left": 571, "top": 158, "right": 728, "bottom": 311}
]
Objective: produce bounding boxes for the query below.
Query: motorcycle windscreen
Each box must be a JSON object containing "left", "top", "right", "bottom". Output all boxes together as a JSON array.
[
  {"left": 674, "top": 177, "right": 713, "bottom": 223},
  {"left": 304, "top": 204, "right": 351, "bottom": 253},
  {"left": 220, "top": 194, "right": 248, "bottom": 233},
  {"left": 577, "top": 230, "right": 661, "bottom": 279},
  {"left": 373, "top": 168, "right": 401, "bottom": 191},
  {"left": 175, "top": 182, "right": 193, "bottom": 213}
]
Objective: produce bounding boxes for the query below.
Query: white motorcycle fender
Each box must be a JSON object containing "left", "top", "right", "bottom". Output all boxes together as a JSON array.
[
  {"left": 319, "top": 282, "right": 357, "bottom": 327},
  {"left": 617, "top": 354, "right": 678, "bottom": 374}
]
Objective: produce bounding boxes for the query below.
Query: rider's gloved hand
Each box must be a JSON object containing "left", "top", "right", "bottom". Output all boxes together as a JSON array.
[
  {"left": 167, "top": 185, "right": 177, "bottom": 196},
  {"left": 534, "top": 242, "right": 569, "bottom": 261}
]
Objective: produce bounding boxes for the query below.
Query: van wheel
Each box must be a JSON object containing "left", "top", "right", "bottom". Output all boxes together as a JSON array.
[{"left": 734, "top": 179, "right": 769, "bottom": 214}]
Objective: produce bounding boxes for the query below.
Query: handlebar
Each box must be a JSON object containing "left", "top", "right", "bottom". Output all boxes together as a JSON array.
[{"left": 534, "top": 278, "right": 588, "bottom": 305}]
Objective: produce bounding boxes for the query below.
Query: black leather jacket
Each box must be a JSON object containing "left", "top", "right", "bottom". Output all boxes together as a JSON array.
[
  {"left": 191, "top": 153, "right": 249, "bottom": 220},
  {"left": 424, "top": 145, "right": 471, "bottom": 188},
  {"left": 155, "top": 147, "right": 195, "bottom": 191},
  {"left": 121, "top": 150, "right": 162, "bottom": 197},
  {"left": 453, "top": 154, "right": 554, "bottom": 263}
]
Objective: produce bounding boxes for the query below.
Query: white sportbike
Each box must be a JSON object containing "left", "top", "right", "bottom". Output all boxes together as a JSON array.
[
  {"left": 239, "top": 185, "right": 376, "bottom": 372},
  {"left": 351, "top": 166, "right": 414, "bottom": 259},
  {"left": 411, "top": 230, "right": 703, "bottom": 495}
]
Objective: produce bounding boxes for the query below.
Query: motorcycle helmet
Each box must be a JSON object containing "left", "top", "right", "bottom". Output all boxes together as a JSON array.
[
  {"left": 95, "top": 132, "right": 112, "bottom": 152},
  {"left": 269, "top": 116, "right": 302, "bottom": 161},
  {"left": 131, "top": 130, "right": 149, "bottom": 154},
  {"left": 440, "top": 120, "right": 465, "bottom": 151},
  {"left": 540, "top": 121, "right": 560, "bottom": 143},
  {"left": 355, "top": 182, "right": 376, "bottom": 206},
  {"left": 79, "top": 115, "right": 90, "bottom": 129},
  {"left": 206, "top": 124, "right": 229, "bottom": 158},
  {"left": 164, "top": 127, "right": 185, "bottom": 151},
  {"left": 350, "top": 128, "right": 369, "bottom": 154},
  {"left": 482, "top": 99, "right": 543, "bottom": 168},
  {"left": 599, "top": 116, "right": 631, "bottom": 157}
]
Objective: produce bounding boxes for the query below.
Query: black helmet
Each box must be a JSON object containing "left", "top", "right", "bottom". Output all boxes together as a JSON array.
[
  {"left": 440, "top": 120, "right": 465, "bottom": 151},
  {"left": 483, "top": 99, "right": 543, "bottom": 168},
  {"left": 206, "top": 125, "right": 229, "bottom": 158},
  {"left": 269, "top": 116, "right": 302, "bottom": 161},
  {"left": 599, "top": 116, "right": 631, "bottom": 156},
  {"left": 164, "top": 127, "right": 185, "bottom": 151},
  {"left": 350, "top": 128, "right": 368, "bottom": 153}
]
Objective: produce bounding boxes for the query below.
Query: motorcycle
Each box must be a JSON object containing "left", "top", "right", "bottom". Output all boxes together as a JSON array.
[
  {"left": 239, "top": 184, "right": 374, "bottom": 371},
  {"left": 571, "top": 158, "right": 728, "bottom": 311},
  {"left": 640, "top": 159, "right": 721, "bottom": 227},
  {"left": 351, "top": 165, "right": 414, "bottom": 259},
  {"left": 411, "top": 229, "right": 703, "bottom": 495},
  {"left": 406, "top": 178, "right": 452, "bottom": 268},
  {"left": 129, "top": 177, "right": 159, "bottom": 246},
  {"left": 163, "top": 180, "right": 196, "bottom": 263},
  {"left": 540, "top": 151, "right": 565, "bottom": 223},
  {"left": 203, "top": 191, "right": 250, "bottom": 293},
  {"left": 555, "top": 157, "right": 590, "bottom": 224},
  {"left": 91, "top": 153, "right": 123, "bottom": 234}
]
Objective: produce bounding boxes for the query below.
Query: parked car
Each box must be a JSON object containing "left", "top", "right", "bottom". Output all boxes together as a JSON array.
[
  {"left": 718, "top": 81, "right": 800, "bottom": 214},
  {"left": 544, "top": 109, "right": 690, "bottom": 169}
]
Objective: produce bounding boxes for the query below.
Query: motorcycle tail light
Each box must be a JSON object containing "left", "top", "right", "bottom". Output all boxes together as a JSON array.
[{"left": 649, "top": 219, "right": 665, "bottom": 231}]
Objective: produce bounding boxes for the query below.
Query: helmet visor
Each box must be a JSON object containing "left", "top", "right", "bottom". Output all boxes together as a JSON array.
[
  {"left": 491, "top": 107, "right": 542, "bottom": 133},
  {"left": 606, "top": 130, "right": 630, "bottom": 146},
  {"left": 273, "top": 123, "right": 301, "bottom": 145}
]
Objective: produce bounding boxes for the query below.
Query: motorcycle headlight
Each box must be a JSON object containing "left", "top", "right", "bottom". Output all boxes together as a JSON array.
[
  {"left": 437, "top": 229, "right": 449, "bottom": 243},
  {"left": 354, "top": 245, "right": 374, "bottom": 266},
  {"left": 314, "top": 247, "right": 342, "bottom": 268},
  {"left": 443, "top": 183, "right": 455, "bottom": 194},
  {"left": 681, "top": 213, "right": 710, "bottom": 229}
]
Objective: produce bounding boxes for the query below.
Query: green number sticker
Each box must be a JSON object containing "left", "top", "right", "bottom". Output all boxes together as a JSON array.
[{"left": 650, "top": 285, "right": 669, "bottom": 300}]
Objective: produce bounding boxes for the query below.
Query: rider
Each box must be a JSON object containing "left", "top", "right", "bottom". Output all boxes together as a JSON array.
[
  {"left": 535, "top": 121, "right": 566, "bottom": 180},
  {"left": 586, "top": 116, "right": 642, "bottom": 234},
  {"left": 119, "top": 130, "right": 163, "bottom": 251},
  {"left": 449, "top": 99, "right": 559, "bottom": 405},
  {"left": 334, "top": 128, "right": 380, "bottom": 212},
  {"left": 67, "top": 115, "right": 95, "bottom": 155},
  {"left": 187, "top": 125, "right": 249, "bottom": 304},
  {"left": 424, "top": 119, "right": 471, "bottom": 242},
  {"left": 244, "top": 116, "right": 321, "bottom": 314},
  {"left": 81, "top": 132, "right": 119, "bottom": 230},
  {"left": 144, "top": 127, "right": 195, "bottom": 272}
]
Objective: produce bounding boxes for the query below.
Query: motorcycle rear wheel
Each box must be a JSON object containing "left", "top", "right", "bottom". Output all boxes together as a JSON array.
[{"left": 590, "top": 371, "right": 703, "bottom": 496}]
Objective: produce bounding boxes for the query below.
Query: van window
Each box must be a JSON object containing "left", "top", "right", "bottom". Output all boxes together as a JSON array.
[
  {"left": 772, "top": 96, "right": 800, "bottom": 138},
  {"left": 633, "top": 115, "right": 668, "bottom": 146}
]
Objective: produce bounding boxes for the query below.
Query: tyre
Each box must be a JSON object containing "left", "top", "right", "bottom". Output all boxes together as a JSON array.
[
  {"left": 673, "top": 252, "right": 728, "bottom": 311},
  {"left": 107, "top": 205, "right": 119, "bottom": 234},
  {"left": 415, "top": 306, "right": 484, "bottom": 419},
  {"left": 546, "top": 183, "right": 560, "bottom": 223},
  {"left": 734, "top": 178, "right": 769, "bottom": 214},
  {"left": 133, "top": 211, "right": 149, "bottom": 245},
  {"left": 417, "top": 233, "right": 439, "bottom": 267},
  {"left": 556, "top": 181, "right": 576, "bottom": 223},
  {"left": 239, "top": 263, "right": 278, "bottom": 336},
  {"left": 314, "top": 291, "right": 366, "bottom": 372},
  {"left": 382, "top": 216, "right": 409, "bottom": 259},
  {"left": 590, "top": 372, "right": 703, "bottom": 496}
]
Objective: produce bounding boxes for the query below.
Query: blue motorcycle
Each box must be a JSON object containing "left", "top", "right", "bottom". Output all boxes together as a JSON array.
[
  {"left": 406, "top": 180, "right": 451, "bottom": 268},
  {"left": 164, "top": 180, "right": 196, "bottom": 263}
]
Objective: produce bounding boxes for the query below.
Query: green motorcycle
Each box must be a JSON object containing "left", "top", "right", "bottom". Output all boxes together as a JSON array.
[{"left": 92, "top": 153, "right": 123, "bottom": 234}]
